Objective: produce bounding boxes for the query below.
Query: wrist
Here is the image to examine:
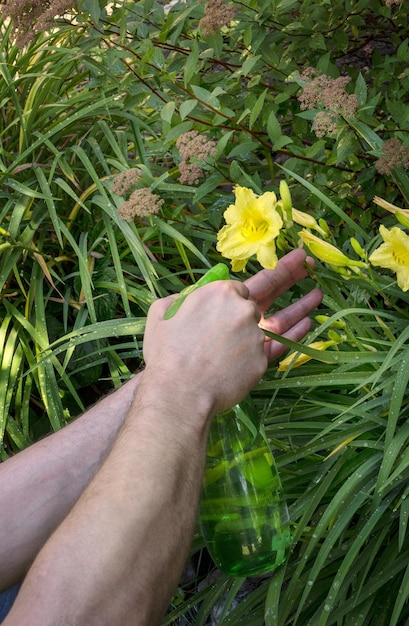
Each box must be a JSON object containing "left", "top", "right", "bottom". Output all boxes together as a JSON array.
[{"left": 131, "top": 366, "right": 214, "bottom": 437}]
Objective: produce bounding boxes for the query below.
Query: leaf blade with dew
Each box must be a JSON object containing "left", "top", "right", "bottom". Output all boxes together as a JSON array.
[
  {"left": 2, "top": 299, "right": 84, "bottom": 418},
  {"left": 277, "top": 455, "right": 345, "bottom": 618},
  {"left": 374, "top": 352, "right": 409, "bottom": 504},
  {"left": 77, "top": 184, "right": 159, "bottom": 297},
  {"left": 3, "top": 94, "right": 122, "bottom": 178},
  {"left": 154, "top": 216, "right": 212, "bottom": 269},
  {"left": 30, "top": 318, "right": 146, "bottom": 369},
  {"left": 0, "top": 314, "right": 20, "bottom": 444},
  {"left": 101, "top": 213, "right": 133, "bottom": 318},
  {"left": 314, "top": 489, "right": 394, "bottom": 626},
  {"left": 32, "top": 264, "right": 66, "bottom": 430},
  {"left": 33, "top": 166, "right": 64, "bottom": 247},
  {"left": 291, "top": 458, "right": 380, "bottom": 623},
  {"left": 389, "top": 554, "right": 409, "bottom": 626}
]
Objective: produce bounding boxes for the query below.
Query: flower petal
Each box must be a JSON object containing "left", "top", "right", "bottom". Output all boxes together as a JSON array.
[
  {"left": 216, "top": 223, "right": 261, "bottom": 259},
  {"left": 231, "top": 257, "right": 249, "bottom": 272},
  {"left": 369, "top": 225, "right": 409, "bottom": 292},
  {"left": 256, "top": 242, "right": 278, "bottom": 270}
]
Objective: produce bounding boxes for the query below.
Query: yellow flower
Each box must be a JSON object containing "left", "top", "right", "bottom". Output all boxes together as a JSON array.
[
  {"left": 216, "top": 186, "right": 283, "bottom": 271},
  {"left": 278, "top": 339, "right": 338, "bottom": 371},
  {"left": 369, "top": 225, "right": 409, "bottom": 292},
  {"left": 299, "top": 230, "right": 367, "bottom": 269}
]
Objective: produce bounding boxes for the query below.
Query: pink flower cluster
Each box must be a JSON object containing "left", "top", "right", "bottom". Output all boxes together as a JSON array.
[
  {"left": 199, "top": 0, "right": 236, "bottom": 36},
  {"left": 298, "top": 68, "right": 359, "bottom": 138},
  {"left": 176, "top": 131, "right": 217, "bottom": 185}
]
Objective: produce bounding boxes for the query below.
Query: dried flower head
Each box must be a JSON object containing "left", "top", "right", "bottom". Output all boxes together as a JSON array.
[
  {"left": 384, "top": 0, "right": 402, "bottom": 6},
  {"left": 312, "top": 111, "right": 339, "bottom": 138},
  {"left": 117, "top": 188, "right": 164, "bottom": 222},
  {"left": 199, "top": 0, "right": 236, "bottom": 36},
  {"left": 112, "top": 168, "right": 142, "bottom": 196},
  {"left": 298, "top": 68, "right": 359, "bottom": 138},
  {"left": 0, "top": 0, "right": 74, "bottom": 45},
  {"left": 375, "top": 138, "right": 409, "bottom": 176},
  {"left": 176, "top": 130, "right": 217, "bottom": 185}
]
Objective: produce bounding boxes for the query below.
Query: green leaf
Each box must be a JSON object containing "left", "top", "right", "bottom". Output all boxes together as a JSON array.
[
  {"left": 191, "top": 85, "right": 222, "bottom": 108},
  {"left": 160, "top": 101, "right": 176, "bottom": 124},
  {"left": 179, "top": 99, "right": 197, "bottom": 121},
  {"left": 227, "top": 141, "right": 259, "bottom": 158},
  {"left": 184, "top": 41, "right": 199, "bottom": 86},
  {"left": 347, "top": 118, "right": 384, "bottom": 151},
  {"left": 397, "top": 38, "right": 409, "bottom": 62},
  {"left": 354, "top": 72, "right": 368, "bottom": 106},
  {"left": 163, "top": 121, "right": 193, "bottom": 143},
  {"left": 249, "top": 88, "right": 267, "bottom": 129},
  {"left": 241, "top": 54, "right": 261, "bottom": 76},
  {"left": 335, "top": 129, "right": 360, "bottom": 164},
  {"left": 267, "top": 110, "right": 282, "bottom": 144}
]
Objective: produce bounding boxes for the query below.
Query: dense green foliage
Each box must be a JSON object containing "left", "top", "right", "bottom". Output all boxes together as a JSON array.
[{"left": 1, "top": 0, "right": 409, "bottom": 623}]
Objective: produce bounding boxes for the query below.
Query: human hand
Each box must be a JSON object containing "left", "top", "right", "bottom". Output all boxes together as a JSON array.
[
  {"left": 143, "top": 280, "right": 268, "bottom": 417},
  {"left": 244, "top": 249, "right": 323, "bottom": 361}
]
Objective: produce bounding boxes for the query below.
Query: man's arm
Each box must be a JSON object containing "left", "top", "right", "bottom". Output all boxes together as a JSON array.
[
  {"left": 5, "top": 280, "right": 268, "bottom": 626},
  {"left": 0, "top": 250, "right": 322, "bottom": 601},
  {"left": 0, "top": 374, "right": 142, "bottom": 589}
]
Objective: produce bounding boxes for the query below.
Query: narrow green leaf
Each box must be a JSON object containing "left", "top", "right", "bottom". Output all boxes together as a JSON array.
[
  {"left": 184, "top": 41, "right": 199, "bottom": 86},
  {"left": 267, "top": 110, "right": 282, "bottom": 144},
  {"left": 250, "top": 89, "right": 267, "bottom": 129}
]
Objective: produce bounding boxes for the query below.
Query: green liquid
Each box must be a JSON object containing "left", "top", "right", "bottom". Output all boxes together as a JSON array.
[{"left": 199, "top": 441, "right": 291, "bottom": 577}]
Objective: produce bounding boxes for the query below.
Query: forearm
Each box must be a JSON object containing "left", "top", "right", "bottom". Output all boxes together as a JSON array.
[
  {"left": 5, "top": 373, "right": 210, "bottom": 626},
  {"left": 0, "top": 374, "right": 142, "bottom": 589}
]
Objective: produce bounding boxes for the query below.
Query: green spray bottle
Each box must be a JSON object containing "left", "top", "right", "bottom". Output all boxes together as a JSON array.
[{"left": 166, "top": 265, "right": 290, "bottom": 577}]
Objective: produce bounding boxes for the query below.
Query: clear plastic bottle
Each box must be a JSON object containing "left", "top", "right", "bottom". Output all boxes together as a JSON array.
[{"left": 199, "top": 398, "right": 290, "bottom": 577}]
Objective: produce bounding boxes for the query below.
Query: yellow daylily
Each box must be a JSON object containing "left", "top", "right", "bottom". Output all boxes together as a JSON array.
[
  {"left": 216, "top": 186, "right": 283, "bottom": 271},
  {"left": 369, "top": 225, "right": 409, "bottom": 292},
  {"left": 299, "top": 230, "right": 367, "bottom": 269},
  {"left": 278, "top": 339, "right": 339, "bottom": 372}
]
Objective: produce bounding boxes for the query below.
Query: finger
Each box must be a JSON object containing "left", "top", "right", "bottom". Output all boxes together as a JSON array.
[
  {"left": 149, "top": 294, "right": 179, "bottom": 321},
  {"left": 227, "top": 280, "right": 250, "bottom": 300},
  {"left": 244, "top": 249, "right": 315, "bottom": 314},
  {"left": 260, "top": 288, "right": 323, "bottom": 336},
  {"left": 264, "top": 318, "right": 314, "bottom": 361},
  {"left": 214, "top": 281, "right": 261, "bottom": 322},
  {"left": 250, "top": 298, "right": 262, "bottom": 324}
]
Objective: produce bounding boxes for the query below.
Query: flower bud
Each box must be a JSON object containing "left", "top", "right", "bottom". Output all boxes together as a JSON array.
[
  {"left": 299, "top": 230, "right": 367, "bottom": 269},
  {"left": 279, "top": 180, "right": 293, "bottom": 224},
  {"left": 315, "top": 315, "right": 346, "bottom": 329},
  {"left": 292, "top": 208, "right": 328, "bottom": 237},
  {"left": 395, "top": 211, "right": 409, "bottom": 230},
  {"left": 292, "top": 208, "right": 317, "bottom": 229},
  {"left": 350, "top": 237, "right": 367, "bottom": 260},
  {"left": 279, "top": 180, "right": 292, "bottom": 212},
  {"left": 318, "top": 218, "right": 331, "bottom": 237},
  {"left": 278, "top": 339, "right": 338, "bottom": 371}
]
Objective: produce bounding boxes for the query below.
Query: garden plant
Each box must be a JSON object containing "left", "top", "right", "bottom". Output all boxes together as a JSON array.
[{"left": 1, "top": 0, "right": 409, "bottom": 623}]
